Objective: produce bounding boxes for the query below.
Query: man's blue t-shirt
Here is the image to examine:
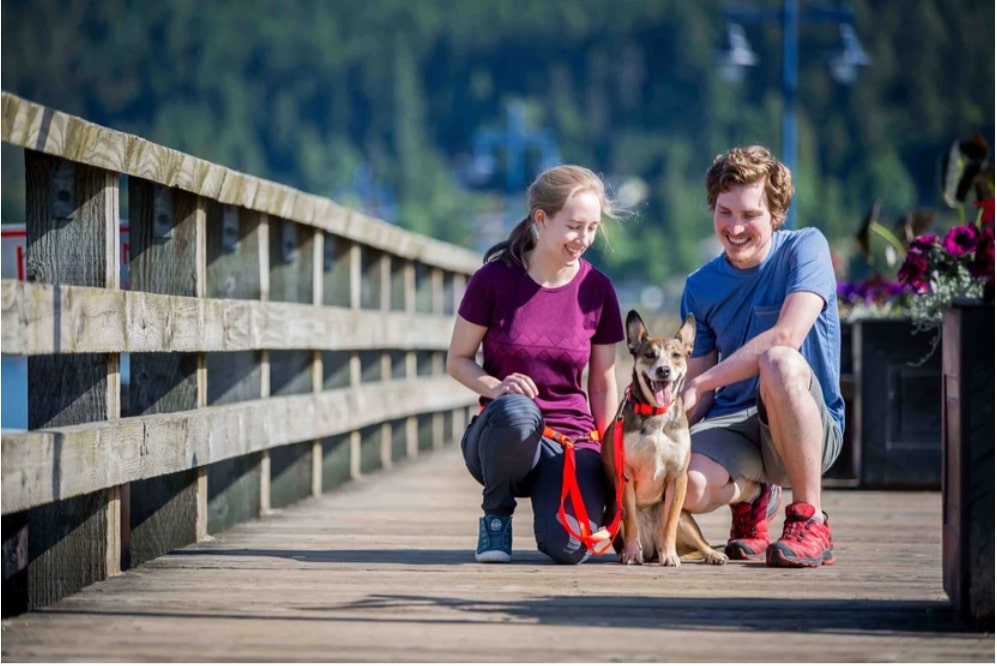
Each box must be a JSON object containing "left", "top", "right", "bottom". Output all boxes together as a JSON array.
[{"left": 680, "top": 227, "right": 844, "bottom": 436}]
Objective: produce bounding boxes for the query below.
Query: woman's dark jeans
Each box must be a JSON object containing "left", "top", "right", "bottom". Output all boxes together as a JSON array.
[{"left": 461, "top": 394, "right": 607, "bottom": 564}]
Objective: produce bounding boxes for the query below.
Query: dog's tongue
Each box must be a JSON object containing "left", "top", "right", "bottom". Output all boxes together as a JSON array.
[{"left": 653, "top": 381, "right": 673, "bottom": 406}]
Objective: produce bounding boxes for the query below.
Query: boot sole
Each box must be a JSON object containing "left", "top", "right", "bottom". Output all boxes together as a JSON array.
[{"left": 765, "top": 548, "right": 835, "bottom": 568}]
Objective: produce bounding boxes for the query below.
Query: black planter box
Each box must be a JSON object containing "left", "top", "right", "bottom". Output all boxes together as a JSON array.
[{"left": 852, "top": 318, "right": 942, "bottom": 489}]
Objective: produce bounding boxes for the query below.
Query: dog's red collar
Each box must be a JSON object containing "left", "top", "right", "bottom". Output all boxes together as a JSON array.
[
  {"left": 624, "top": 384, "right": 671, "bottom": 416},
  {"left": 631, "top": 401, "right": 670, "bottom": 416}
]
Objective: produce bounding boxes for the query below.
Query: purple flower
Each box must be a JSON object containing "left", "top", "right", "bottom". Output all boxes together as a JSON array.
[
  {"left": 907, "top": 234, "right": 937, "bottom": 257},
  {"left": 898, "top": 253, "right": 931, "bottom": 292},
  {"left": 942, "top": 225, "right": 979, "bottom": 257}
]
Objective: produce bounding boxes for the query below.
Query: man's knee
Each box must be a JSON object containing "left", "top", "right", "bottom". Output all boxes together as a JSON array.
[
  {"left": 759, "top": 346, "right": 811, "bottom": 398},
  {"left": 684, "top": 468, "right": 712, "bottom": 513},
  {"left": 684, "top": 452, "right": 723, "bottom": 513}
]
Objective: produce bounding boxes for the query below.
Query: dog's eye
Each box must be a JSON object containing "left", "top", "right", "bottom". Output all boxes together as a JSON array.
[
  {"left": 672, "top": 351, "right": 682, "bottom": 360},
  {"left": 643, "top": 350, "right": 657, "bottom": 360}
]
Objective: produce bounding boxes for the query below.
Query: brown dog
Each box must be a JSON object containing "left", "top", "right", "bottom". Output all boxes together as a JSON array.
[{"left": 601, "top": 310, "right": 727, "bottom": 566}]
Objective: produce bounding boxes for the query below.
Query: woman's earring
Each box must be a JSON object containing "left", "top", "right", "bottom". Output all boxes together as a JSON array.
[{"left": 530, "top": 222, "right": 540, "bottom": 241}]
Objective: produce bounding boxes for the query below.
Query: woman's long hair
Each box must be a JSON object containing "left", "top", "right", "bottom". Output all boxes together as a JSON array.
[{"left": 483, "top": 165, "right": 619, "bottom": 268}]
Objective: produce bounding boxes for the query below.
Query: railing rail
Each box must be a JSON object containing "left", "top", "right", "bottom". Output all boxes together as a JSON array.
[{"left": 0, "top": 91, "right": 479, "bottom": 615}]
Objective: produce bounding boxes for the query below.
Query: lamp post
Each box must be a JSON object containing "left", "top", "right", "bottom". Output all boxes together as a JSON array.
[
  {"left": 717, "top": 0, "right": 870, "bottom": 229},
  {"left": 470, "top": 101, "right": 561, "bottom": 227}
]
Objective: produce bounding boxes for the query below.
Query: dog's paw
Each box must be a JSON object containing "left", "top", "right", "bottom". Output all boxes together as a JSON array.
[
  {"left": 620, "top": 543, "right": 644, "bottom": 565},
  {"left": 702, "top": 549, "right": 728, "bottom": 566},
  {"left": 659, "top": 551, "right": 682, "bottom": 567}
]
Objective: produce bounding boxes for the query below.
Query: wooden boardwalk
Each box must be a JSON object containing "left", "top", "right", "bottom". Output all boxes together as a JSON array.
[{"left": 1, "top": 444, "right": 993, "bottom": 663}]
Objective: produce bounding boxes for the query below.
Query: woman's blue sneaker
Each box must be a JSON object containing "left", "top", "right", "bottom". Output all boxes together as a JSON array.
[{"left": 475, "top": 514, "right": 512, "bottom": 563}]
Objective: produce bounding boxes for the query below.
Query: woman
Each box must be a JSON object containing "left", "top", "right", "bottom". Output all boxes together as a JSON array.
[{"left": 447, "top": 164, "right": 624, "bottom": 564}]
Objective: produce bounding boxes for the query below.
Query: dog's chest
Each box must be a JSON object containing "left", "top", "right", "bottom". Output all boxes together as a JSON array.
[{"left": 621, "top": 421, "right": 687, "bottom": 505}]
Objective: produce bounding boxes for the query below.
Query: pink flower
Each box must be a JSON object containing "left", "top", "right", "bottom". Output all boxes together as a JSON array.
[{"left": 942, "top": 225, "right": 979, "bottom": 257}]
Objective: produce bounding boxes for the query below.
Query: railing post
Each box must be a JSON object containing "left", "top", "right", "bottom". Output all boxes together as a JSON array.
[
  {"left": 311, "top": 229, "right": 325, "bottom": 497},
  {"left": 204, "top": 204, "right": 266, "bottom": 534},
  {"left": 268, "top": 218, "right": 317, "bottom": 509},
  {"left": 4, "top": 152, "right": 121, "bottom": 614},
  {"left": 259, "top": 213, "right": 272, "bottom": 515},
  {"left": 124, "top": 181, "right": 205, "bottom": 569}
]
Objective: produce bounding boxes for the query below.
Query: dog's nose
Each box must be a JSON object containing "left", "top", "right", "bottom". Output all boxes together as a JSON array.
[{"left": 655, "top": 366, "right": 671, "bottom": 380}]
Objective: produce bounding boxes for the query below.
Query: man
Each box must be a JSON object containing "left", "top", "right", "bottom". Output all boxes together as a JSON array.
[{"left": 679, "top": 145, "right": 844, "bottom": 567}]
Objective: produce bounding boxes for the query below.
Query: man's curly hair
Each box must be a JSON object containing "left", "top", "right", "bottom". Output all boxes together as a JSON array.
[{"left": 705, "top": 145, "right": 795, "bottom": 228}]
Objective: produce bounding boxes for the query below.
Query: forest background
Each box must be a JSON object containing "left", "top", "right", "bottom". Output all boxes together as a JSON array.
[{"left": 1, "top": 0, "right": 994, "bottom": 311}]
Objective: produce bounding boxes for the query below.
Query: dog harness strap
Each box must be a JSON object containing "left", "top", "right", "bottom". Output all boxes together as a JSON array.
[{"left": 544, "top": 426, "right": 616, "bottom": 556}]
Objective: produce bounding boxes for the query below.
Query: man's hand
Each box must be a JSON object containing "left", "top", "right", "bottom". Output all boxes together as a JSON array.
[{"left": 682, "top": 381, "right": 700, "bottom": 419}]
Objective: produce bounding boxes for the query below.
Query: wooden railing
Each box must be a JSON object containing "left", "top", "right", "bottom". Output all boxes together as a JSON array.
[{"left": 0, "top": 91, "right": 480, "bottom": 615}]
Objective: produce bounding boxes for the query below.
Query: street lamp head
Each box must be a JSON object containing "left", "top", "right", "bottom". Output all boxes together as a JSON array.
[
  {"left": 716, "top": 23, "right": 760, "bottom": 83},
  {"left": 827, "top": 23, "right": 871, "bottom": 84}
]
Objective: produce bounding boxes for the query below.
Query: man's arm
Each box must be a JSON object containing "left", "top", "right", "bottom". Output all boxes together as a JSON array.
[
  {"left": 684, "top": 290, "right": 825, "bottom": 405},
  {"left": 684, "top": 351, "right": 718, "bottom": 424}
]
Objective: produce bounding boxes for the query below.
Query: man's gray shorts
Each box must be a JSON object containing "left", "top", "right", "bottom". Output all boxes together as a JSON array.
[{"left": 689, "top": 371, "right": 842, "bottom": 487}]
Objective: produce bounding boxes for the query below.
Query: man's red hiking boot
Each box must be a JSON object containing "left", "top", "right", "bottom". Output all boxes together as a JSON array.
[
  {"left": 725, "top": 483, "right": 782, "bottom": 560},
  {"left": 765, "top": 501, "right": 835, "bottom": 567}
]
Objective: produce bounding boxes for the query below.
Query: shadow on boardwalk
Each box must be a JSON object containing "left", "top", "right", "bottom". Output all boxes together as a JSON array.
[{"left": 2, "top": 445, "right": 993, "bottom": 662}]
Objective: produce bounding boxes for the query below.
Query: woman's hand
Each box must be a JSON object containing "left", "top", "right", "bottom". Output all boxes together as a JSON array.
[{"left": 493, "top": 373, "right": 538, "bottom": 399}]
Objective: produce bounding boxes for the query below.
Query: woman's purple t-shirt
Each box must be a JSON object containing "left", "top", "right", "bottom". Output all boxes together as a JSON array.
[{"left": 458, "top": 258, "right": 624, "bottom": 452}]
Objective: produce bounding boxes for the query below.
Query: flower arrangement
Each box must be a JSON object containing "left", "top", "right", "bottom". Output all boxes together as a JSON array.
[
  {"left": 838, "top": 132, "right": 995, "bottom": 328},
  {"left": 836, "top": 270, "right": 908, "bottom": 321},
  {"left": 897, "top": 200, "right": 994, "bottom": 330}
]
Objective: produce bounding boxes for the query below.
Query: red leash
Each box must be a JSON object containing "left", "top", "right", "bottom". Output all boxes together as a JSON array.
[
  {"left": 547, "top": 425, "right": 621, "bottom": 555},
  {"left": 550, "top": 386, "right": 672, "bottom": 555},
  {"left": 480, "top": 386, "right": 672, "bottom": 556}
]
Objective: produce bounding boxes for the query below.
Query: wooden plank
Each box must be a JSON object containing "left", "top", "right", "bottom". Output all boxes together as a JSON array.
[
  {"left": 126, "top": 181, "right": 203, "bottom": 570},
  {"left": 270, "top": 442, "right": 313, "bottom": 510},
  {"left": 2, "top": 378, "right": 476, "bottom": 514},
  {"left": 206, "top": 454, "right": 261, "bottom": 534},
  {"left": 205, "top": 351, "right": 263, "bottom": 405},
  {"left": 360, "top": 246, "right": 383, "bottom": 310},
  {"left": 123, "top": 469, "right": 198, "bottom": 570},
  {"left": 24, "top": 153, "right": 117, "bottom": 428},
  {"left": 319, "top": 434, "right": 351, "bottom": 491},
  {"left": 205, "top": 203, "right": 262, "bottom": 300},
  {"left": 268, "top": 218, "right": 313, "bottom": 305},
  {"left": 24, "top": 491, "right": 112, "bottom": 617},
  {"left": 1, "top": 92, "right": 480, "bottom": 274},
  {"left": 0, "top": 446, "right": 991, "bottom": 662},
  {"left": 359, "top": 425, "right": 382, "bottom": 475},
  {"left": 321, "top": 232, "right": 351, "bottom": 307},
  {"left": 1, "top": 280, "right": 460, "bottom": 354},
  {"left": 18, "top": 151, "right": 120, "bottom": 614},
  {"left": 1, "top": 512, "right": 29, "bottom": 617},
  {"left": 269, "top": 350, "right": 312, "bottom": 397}
]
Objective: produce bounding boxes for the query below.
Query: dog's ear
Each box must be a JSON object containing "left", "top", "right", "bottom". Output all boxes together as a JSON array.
[
  {"left": 625, "top": 310, "right": 648, "bottom": 354},
  {"left": 676, "top": 313, "right": 696, "bottom": 354}
]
